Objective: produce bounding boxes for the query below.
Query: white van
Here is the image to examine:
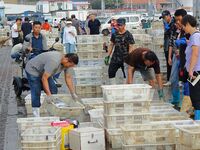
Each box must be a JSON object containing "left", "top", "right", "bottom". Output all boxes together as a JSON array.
[{"left": 100, "top": 14, "right": 142, "bottom": 35}]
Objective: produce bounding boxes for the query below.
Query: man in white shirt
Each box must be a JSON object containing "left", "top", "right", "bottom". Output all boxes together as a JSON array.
[
  {"left": 11, "top": 18, "right": 22, "bottom": 47},
  {"left": 63, "top": 19, "right": 77, "bottom": 54}
]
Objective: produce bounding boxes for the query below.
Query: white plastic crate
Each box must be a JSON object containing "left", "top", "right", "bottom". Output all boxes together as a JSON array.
[
  {"left": 81, "top": 97, "right": 103, "bottom": 114},
  {"left": 177, "top": 144, "right": 195, "bottom": 150},
  {"left": 101, "top": 84, "right": 152, "bottom": 102},
  {"left": 104, "top": 100, "right": 151, "bottom": 115},
  {"left": 44, "top": 94, "right": 84, "bottom": 119},
  {"left": 178, "top": 125, "right": 200, "bottom": 149},
  {"left": 21, "top": 126, "right": 61, "bottom": 150},
  {"left": 77, "top": 51, "right": 103, "bottom": 59},
  {"left": 76, "top": 35, "right": 104, "bottom": 43},
  {"left": 104, "top": 113, "right": 150, "bottom": 129},
  {"left": 106, "top": 129, "right": 122, "bottom": 149},
  {"left": 75, "top": 85, "right": 102, "bottom": 95},
  {"left": 76, "top": 43, "right": 104, "bottom": 51},
  {"left": 78, "top": 58, "right": 104, "bottom": 67},
  {"left": 121, "top": 123, "right": 176, "bottom": 145},
  {"left": 122, "top": 143, "right": 176, "bottom": 150},
  {"left": 74, "top": 76, "right": 103, "bottom": 85},
  {"left": 150, "top": 112, "right": 189, "bottom": 122},
  {"left": 88, "top": 108, "right": 104, "bottom": 127},
  {"left": 73, "top": 67, "right": 103, "bottom": 78}
]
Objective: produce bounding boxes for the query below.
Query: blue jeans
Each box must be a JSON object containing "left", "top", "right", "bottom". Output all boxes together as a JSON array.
[
  {"left": 11, "top": 52, "right": 21, "bottom": 60},
  {"left": 26, "top": 72, "right": 58, "bottom": 107},
  {"left": 169, "top": 54, "right": 180, "bottom": 105},
  {"left": 65, "top": 43, "right": 75, "bottom": 54}
]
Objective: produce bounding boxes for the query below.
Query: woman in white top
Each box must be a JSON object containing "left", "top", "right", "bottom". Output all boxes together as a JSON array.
[{"left": 63, "top": 19, "right": 77, "bottom": 54}]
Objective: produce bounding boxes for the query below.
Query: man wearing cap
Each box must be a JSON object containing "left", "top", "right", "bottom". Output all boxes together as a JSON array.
[
  {"left": 104, "top": 18, "right": 135, "bottom": 84},
  {"left": 159, "top": 10, "right": 176, "bottom": 85},
  {"left": 63, "top": 19, "right": 77, "bottom": 54}
]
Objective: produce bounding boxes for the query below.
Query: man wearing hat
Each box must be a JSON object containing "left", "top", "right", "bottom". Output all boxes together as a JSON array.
[
  {"left": 104, "top": 18, "right": 135, "bottom": 84},
  {"left": 63, "top": 19, "right": 77, "bottom": 54},
  {"left": 160, "top": 10, "right": 176, "bottom": 85}
]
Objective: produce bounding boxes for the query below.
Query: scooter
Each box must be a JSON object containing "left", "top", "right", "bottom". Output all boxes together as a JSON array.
[{"left": 13, "top": 37, "right": 60, "bottom": 97}]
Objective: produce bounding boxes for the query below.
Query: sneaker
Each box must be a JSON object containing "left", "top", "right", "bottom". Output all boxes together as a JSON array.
[{"left": 163, "top": 81, "right": 171, "bottom": 86}]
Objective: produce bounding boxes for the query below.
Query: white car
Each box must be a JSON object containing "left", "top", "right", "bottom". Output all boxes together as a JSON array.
[{"left": 100, "top": 14, "right": 142, "bottom": 35}]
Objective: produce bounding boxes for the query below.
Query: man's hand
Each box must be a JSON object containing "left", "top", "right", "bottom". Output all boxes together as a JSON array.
[
  {"left": 45, "top": 95, "right": 53, "bottom": 104},
  {"left": 157, "top": 89, "right": 165, "bottom": 100},
  {"left": 168, "top": 58, "right": 172, "bottom": 66},
  {"left": 104, "top": 56, "right": 110, "bottom": 65},
  {"left": 26, "top": 47, "right": 33, "bottom": 52},
  {"left": 70, "top": 92, "right": 78, "bottom": 101}
]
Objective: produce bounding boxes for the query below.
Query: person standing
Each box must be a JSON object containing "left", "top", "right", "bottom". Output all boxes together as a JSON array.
[
  {"left": 159, "top": 10, "right": 176, "bottom": 85},
  {"left": 104, "top": 18, "right": 135, "bottom": 84},
  {"left": 42, "top": 19, "right": 52, "bottom": 32},
  {"left": 21, "top": 17, "right": 32, "bottom": 41},
  {"left": 63, "top": 19, "right": 77, "bottom": 54},
  {"left": 11, "top": 18, "right": 22, "bottom": 46},
  {"left": 182, "top": 15, "right": 200, "bottom": 120},
  {"left": 88, "top": 14, "right": 101, "bottom": 35},
  {"left": 71, "top": 14, "right": 81, "bottom": 35}
]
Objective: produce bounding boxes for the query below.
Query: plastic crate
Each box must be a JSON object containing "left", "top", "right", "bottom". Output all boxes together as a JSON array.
[
  {"left": 177, "top": 144, "right": 195, "bottom": 150},
  {"left": 81, "top": 97, "right": 103, "bottom": 114},
  {"left": 73, "top": 67, "right": 103, "bottom": 78},
  {"left": 121, "top": 123, "right": 176, "bottom": 145},
  {"left": 44, "top": 94, "right": 84, "bottom": 119},
  {"left": 106, "top": 129, "right": 122, "bottom": 149},
  {"left": 75, "top": 85, "right": 102, "bottom": 95},
  {"left": 78, "top": 58, "right": 104, "bottom": 67},
  {"left": 104, "top": 100, "right": 151, "bottom": 115},
  {"left": 77, "top": 51, "right": 103, "bottom": 59},
  {"left": 76, "top": 35, "right": 104, "bottom": 43},
  {"left": 150, "top": 112, "right": 189, "bottom": 122},
  {"left": 101, "top": 84, "right": 152, "bottom": 102},
  {"left": 88, "top": 108, "right": 104, "bottom": 127},
  {"left": 178, "top": 125, "right": 200, "bottom": 149},
  {"left": 76, "top": 43, "right": 103, "bottom": 51},
  {"left": 74, "top": 76, "right": 103, "bottom": 85},
  {"left": 122, "top": 143, "right": 176, "bottom": 150},
  {"left": 21, "top": 126, "right": 61, "bottom": 150},
  {"left": 104, "top": 113, "right": 150, "bottom": 129}
]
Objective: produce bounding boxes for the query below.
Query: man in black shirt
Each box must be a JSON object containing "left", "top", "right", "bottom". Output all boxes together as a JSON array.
[
  {"left": 88, "top": 14, "right": 101, "bottom": 35},
  {"left": 104, "top": 18, "right": 135, "bottom": 84},
  {"left": 21, "top": 17, "right": 32, "bottom": 41}
]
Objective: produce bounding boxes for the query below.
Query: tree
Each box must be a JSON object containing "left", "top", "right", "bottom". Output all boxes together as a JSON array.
[{"left": 91, "top": 0, "right": 123, "bottom": 9}]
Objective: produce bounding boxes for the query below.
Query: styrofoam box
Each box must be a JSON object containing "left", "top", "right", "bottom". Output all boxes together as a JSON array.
[
  {"left": 150, "top": 112, "right": 189, "bottom": 122},
  {"left": 88, "top": 109, "right": 104, "bottom": 127},
  {"left": 78, "top": 58, "right": 104, "bottom": 67},
  {"left": 76, "top": 43, "right": 104, "bottom": 51},
  {"left": 17, "top": 117, "right": 60, "bottom": 134},
  {"left": 77, "top": 51, "right": 103, "bottom": 59},
  {"left": 121, "top": 123, "right": 176, "bottom": 145},
  {"left": 178, "top": 125, "right": 200, "bottom": 149},
  {"left": 101, "top": 84, "right": 152, "bottom": 102},
  {"left": 81, "top": 97, "right": 103, "bottom": 114},
  {"left": 21, "top": 127, "right": 61, "bottom": 149},
  {"left": 75, "top": 85, "right": 102, "bottom": 95},
  {"left": 122, "top": 143, "right": 176, "bottom": 150},
  {"left": 44, "top": 94, "right": 84, "bottom": 119},
  {"left": 104, "top": 113, "right": 150, "bottom": 129},
  {"left": 106, "top": 129, "right": 122, "bottom": 149},
  {"left": 73, "top": 67, "right": 103, "bottom": 78},
  {"left": 69, "top": 127, "right": 105, "bottom": 150},
  {"left": 25, "top": 93, "right": 47, "bottom": 115},
  {"left": 104, "top": 100, "right": 151, "bottom": 115},
  {"left": 74, "top": 76, "right": 103, "bottom": 86}
]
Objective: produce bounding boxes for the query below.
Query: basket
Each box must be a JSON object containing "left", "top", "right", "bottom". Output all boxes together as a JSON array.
[
  {"left": 74, "top": 76, "right": 103, "bottom": 86},
  {"left": 76, "top": 35, "right": 104, "bottom": 43},
  {"left": 101, "top": 84, "right": 152, "bottom": 102},
  {"left": 88, "top": 108, "right": 104, "bottom": 127},
  {"left": 75, "top": 85, "right": 102, "bottom": 95},
  {"left": 78, "top": 58, "right": 104, "bottom": 67},
  {"left": 77, "top": 51, "right": 103, "bottom": 59},
  {"left": 106, "top": 129, "right": 122, "bottom": 149},
  {"left": 73, "top": 67, "right": 103, "bottom": 78},
  {"left": 76, "top": 43, "right": 104, "bottom": 51}
]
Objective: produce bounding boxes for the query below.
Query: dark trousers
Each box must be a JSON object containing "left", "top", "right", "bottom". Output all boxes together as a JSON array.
[
  {"left": 164, "top": 37, "right": 172, "bottom": 81},
  {"left": 108, "top": 63, "right": 126, "bottom": 79},
  {"left": 12, "top": 37, "right": 20, "bottom": 47}
]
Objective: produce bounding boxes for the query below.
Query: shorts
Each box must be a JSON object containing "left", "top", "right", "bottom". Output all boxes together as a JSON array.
[
  {"left": 138, "top": 68, "right": 155, "bottom": 81},
  {"left": 108, "top": 63, "right": 126, "bottom": 79}
]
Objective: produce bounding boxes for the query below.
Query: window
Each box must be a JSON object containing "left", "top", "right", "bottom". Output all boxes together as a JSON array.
[{"left": 130, "top": 16, "right": 139, "bottom": 22}]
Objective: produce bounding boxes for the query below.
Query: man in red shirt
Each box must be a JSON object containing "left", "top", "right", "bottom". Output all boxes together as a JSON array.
[{"left": 42, "top": 19, "right": 52, "bottom": 32}]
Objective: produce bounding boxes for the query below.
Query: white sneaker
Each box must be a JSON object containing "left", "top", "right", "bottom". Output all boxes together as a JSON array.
[
  {"left": 163, "top": 81, "right": 171, "bottom": 86},
  {"left": 32, "top": 107, "right": 40, "bottom": 117}
]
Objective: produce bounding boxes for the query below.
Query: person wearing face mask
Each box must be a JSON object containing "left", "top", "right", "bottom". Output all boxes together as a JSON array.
[
  {"left": 125, "top": 48, "right": 164, "bottom": 100},
  {"left": 63, "top": 19, "right": 77, "bottom": 54}
]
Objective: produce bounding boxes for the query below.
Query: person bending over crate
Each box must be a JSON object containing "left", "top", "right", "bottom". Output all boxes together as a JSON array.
[
  {"left": 25, "top": 51, "right": 79, "bottom": 117},
  {"left": 125, "top": 48, "right": 164, "bottom": 100},
  {"left": 104, "top": 18, "right": 135, "bottom": 84}
]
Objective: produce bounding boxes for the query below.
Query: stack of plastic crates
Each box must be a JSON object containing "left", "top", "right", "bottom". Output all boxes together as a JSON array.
[
  {"left": 133, "top": 34, "right": 153, "bottom": 50},
  {"left": 74, "top": 35, "right": 106, "bottom": 96},
  {"left": 121, "top": 123, "right": 177, "bottom": 150},
  {"left": 101, "top": 84, "right": 152, "bottom": 149}
]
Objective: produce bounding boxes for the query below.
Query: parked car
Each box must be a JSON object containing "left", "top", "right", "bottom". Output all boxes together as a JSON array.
[{"left": 100, "top": 14, "right": 142, "bottom": 35}]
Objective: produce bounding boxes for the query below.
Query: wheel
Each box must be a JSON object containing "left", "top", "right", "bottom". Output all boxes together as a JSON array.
[
  {"left": 102, "top": 29, "right": 110, "bottom": 36},
  {"left": 13, "top": 77, "right": 23, "bottom": 97}
]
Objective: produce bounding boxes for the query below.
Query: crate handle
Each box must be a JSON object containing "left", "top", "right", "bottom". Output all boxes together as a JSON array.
[{"left": 88, "top": 139, "right": 98, "bottom": 144}]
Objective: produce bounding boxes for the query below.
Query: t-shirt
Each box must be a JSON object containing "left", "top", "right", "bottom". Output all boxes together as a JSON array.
[
  {"left": 11, "top": 23, "right": 19, "bottom": 38},
  {"left": 63, "top": 26, "right": 77, "bottom": 44},
  {"left": 72, "top": 19, "right": 80, "bottom": 35},
  {"left": 88, "top": 19, "right": 101, "bottom": 35},
  {"left": 21, "top": 22, "right": 32, "bottom": 39},
  {"left": 25, "top": 51, "right": 68, "bottom": 77},
  {"left": 185, "top": 32, "right": 200, "bottom": 72},
  {"left": 42, "top": 23, "right": 51, "bottom": 31},
  {"left": 110, "top": 31, "right": 135, "bottom": 64},
  {"left": 125, "top": 48, "right": 161, "bottom": 74}
]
